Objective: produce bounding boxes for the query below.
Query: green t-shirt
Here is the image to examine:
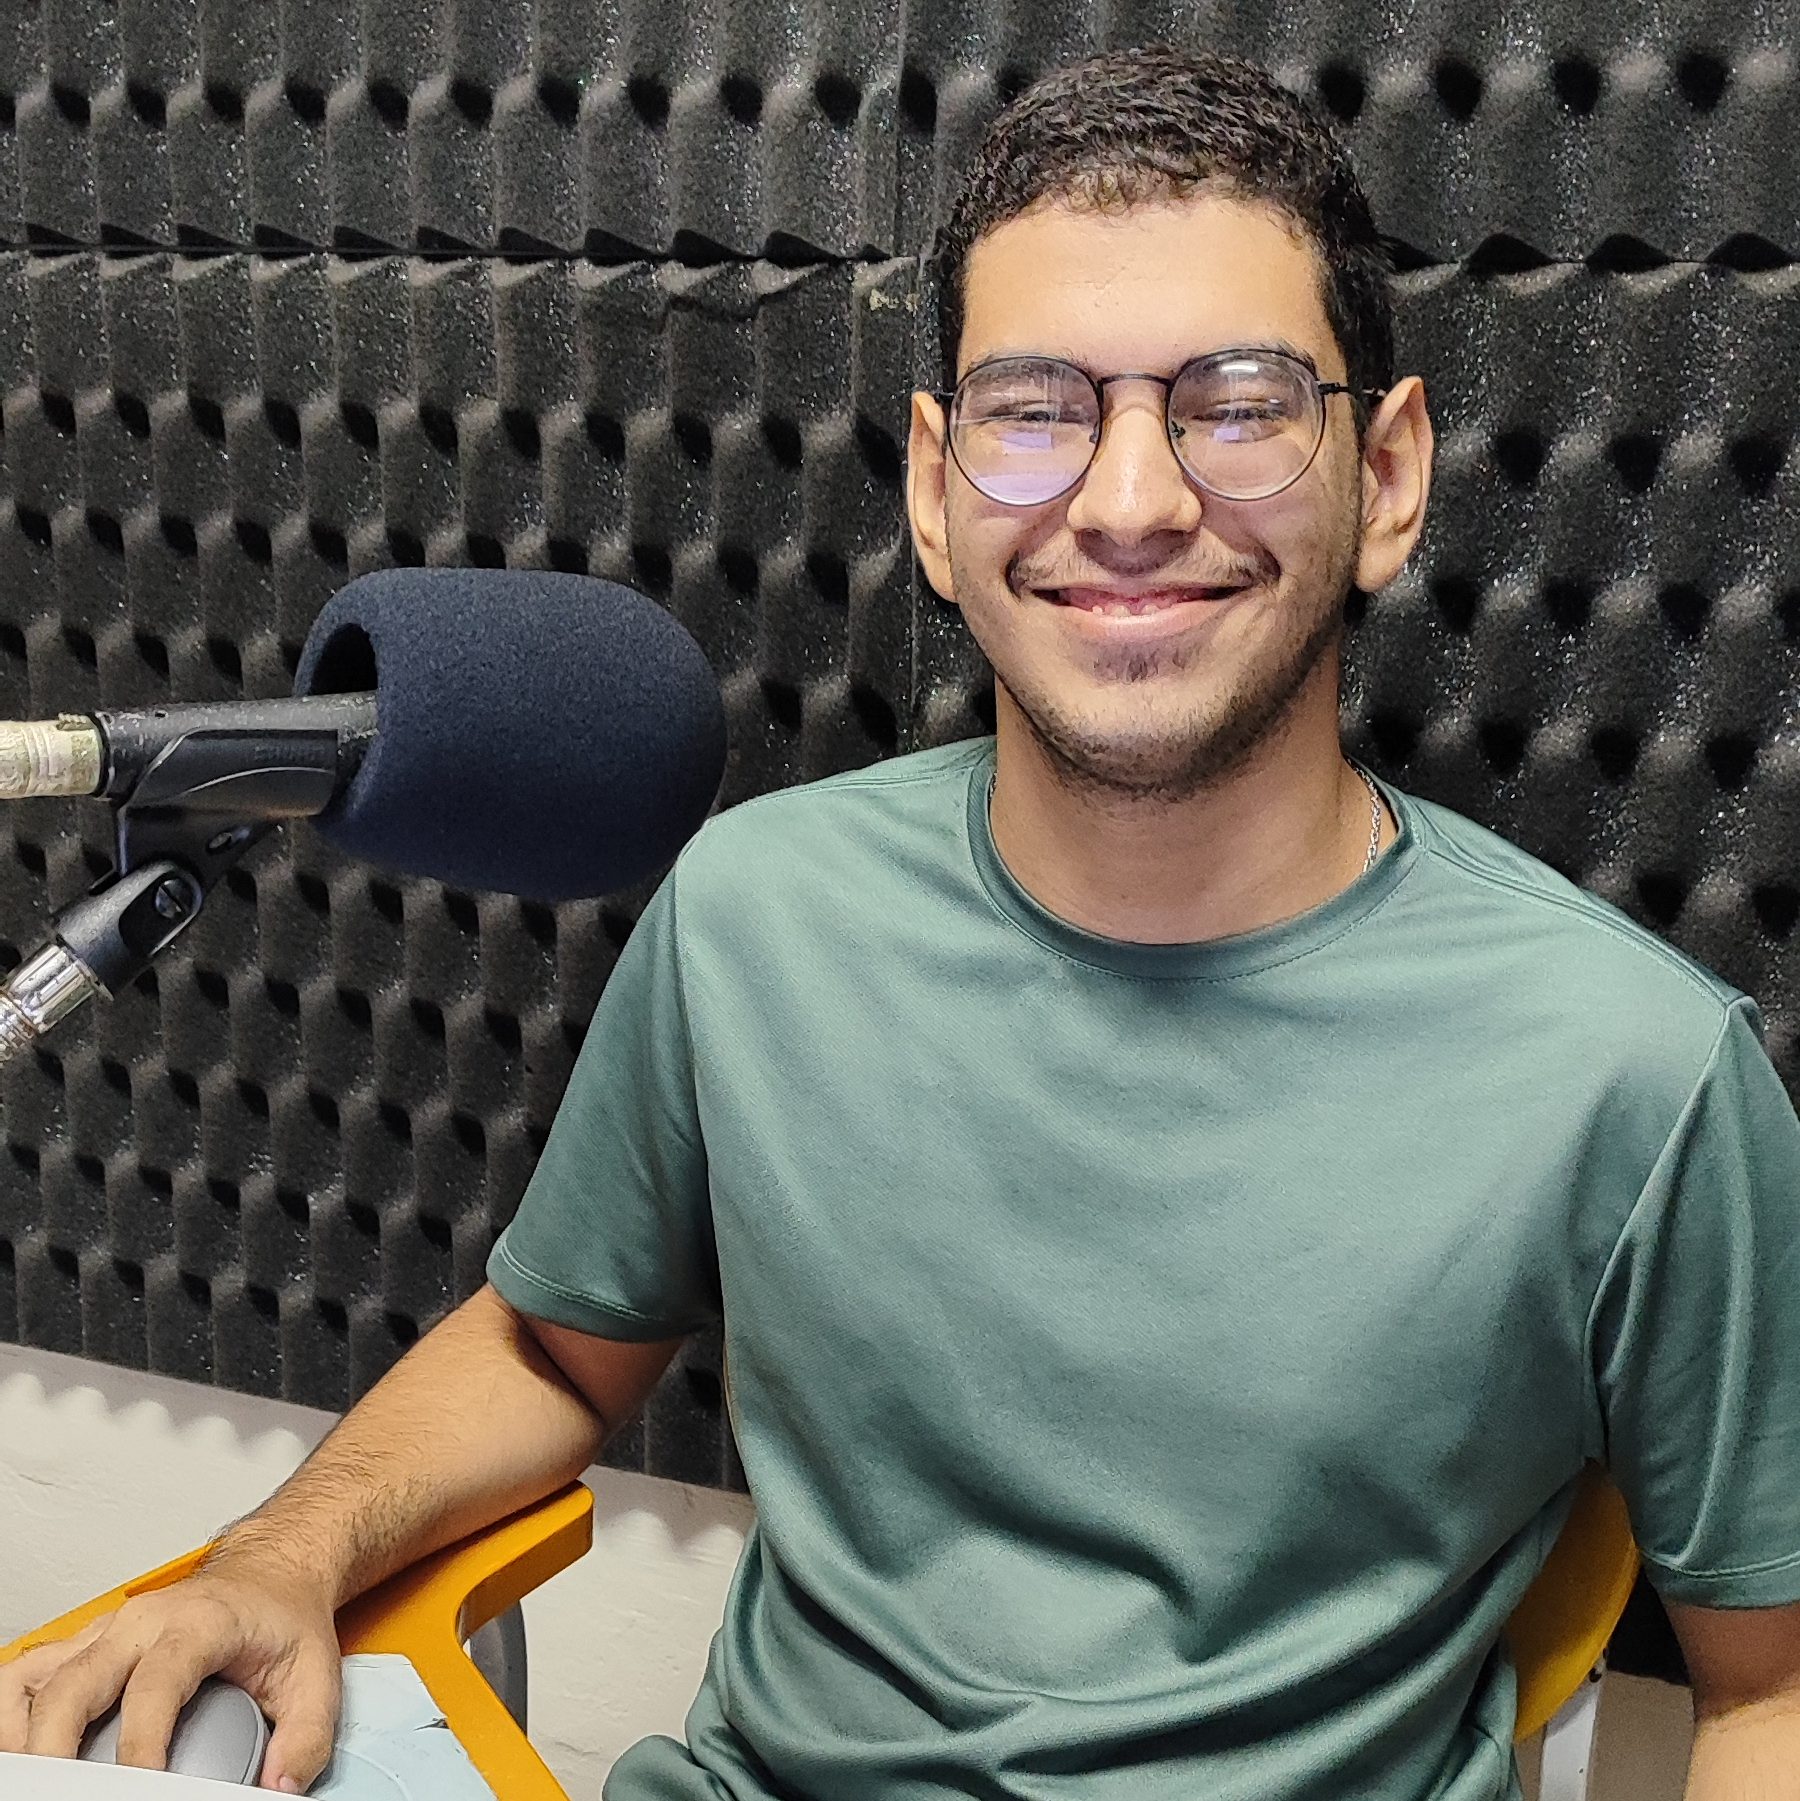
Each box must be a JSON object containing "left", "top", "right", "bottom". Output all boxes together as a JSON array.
[{"left": 488, "top": 736, "right": 1800, "bottom": 1801}]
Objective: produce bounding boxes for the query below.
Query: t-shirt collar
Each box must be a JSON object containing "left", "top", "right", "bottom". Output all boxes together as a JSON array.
[{"left": 964, "top": 737, "right": 1418, "bottom": 980}]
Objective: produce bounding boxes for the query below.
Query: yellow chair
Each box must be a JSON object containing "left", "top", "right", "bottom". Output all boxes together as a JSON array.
[
  {"left": 4, "top": 1466, "right": 1637, "bottom": 1801},
  {"left": 1508, "top": 1466, "right": 1641, "bottom": 1800}
]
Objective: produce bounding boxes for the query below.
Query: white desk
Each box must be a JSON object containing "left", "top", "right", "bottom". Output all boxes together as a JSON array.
[{"left": 0, "top": 1754, "right": 242, "bottom": 1796}]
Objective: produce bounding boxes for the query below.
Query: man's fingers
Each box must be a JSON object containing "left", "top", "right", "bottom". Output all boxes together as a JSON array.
[
  {"left": 114, "top": 1638, "right": 223, "bottom": 1771},
  {"left": 4, "top": 1591, "right": 339, "bottom": 1787},
  {"left": 0, "top": 1620, "right": 115, "bottom": 1752},
  {"left": 23, "top": 1636, "right": 140, "bottom": 1760},
  {"left": 0, "top": 1657, "right": 36, "bottom": 1751},
  {"left": 256, "top": 1642, "right": 342, "bottom": 1795},
  {"left": 0, "top": 1621, "right": 114, "bottom": 1693},
  {"left": 0, "top": 1683, "right": 27, "bottom": 1752}
]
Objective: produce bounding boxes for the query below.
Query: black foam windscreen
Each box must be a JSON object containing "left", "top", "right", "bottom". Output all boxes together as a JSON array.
[{"left": 291, "top": 569, "right": 726, "bottom": 902}]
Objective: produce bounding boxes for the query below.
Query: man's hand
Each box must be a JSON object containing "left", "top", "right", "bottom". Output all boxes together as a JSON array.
[
  {"left": 0, "top": 1555, "right": 342, "bottom": 1794},
  {"left": 1669, "top": 1595, "right": 1800, "bottom": 1798},
  {"left": 0, "top": 1286, "right": 676, "bottom": 1794}
]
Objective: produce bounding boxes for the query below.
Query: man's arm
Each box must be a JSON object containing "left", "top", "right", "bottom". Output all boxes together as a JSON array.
[
  {"left": 2, "top": 1283, "right": 683, "bottom": 1789},
  {"left": 207, "top": 1281, "right": 683, "bottom": 1606},
  {"left": 1668, "top": 1597, "right": 1800, "bottom": 1798}
]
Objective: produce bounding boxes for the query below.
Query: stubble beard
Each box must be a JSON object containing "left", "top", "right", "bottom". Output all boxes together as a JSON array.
[{"left": 952, "top": 519, "right": 1363, "bottom": 807}]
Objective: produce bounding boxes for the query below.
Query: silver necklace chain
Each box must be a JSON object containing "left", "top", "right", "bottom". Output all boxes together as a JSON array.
[
  {"left": 1349, "top": 760, "right": 1384, "bottom": 875},
  {"left": 982, "top": 762, "right": 1387, "bottom": 875}
]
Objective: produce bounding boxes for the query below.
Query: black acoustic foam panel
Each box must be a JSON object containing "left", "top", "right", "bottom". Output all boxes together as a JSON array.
[
  {"left": 4, "top": 0, "right": 901, "bottom": 260},
  {"left": 0, "top": 0, "right": 1795, "bottom": 1546},
  {"left": 0, "top": 245, "right": 915, "bottom": 1487},
  {"left": 895, "top": 2, "right": 1800, "bottom": 264}
]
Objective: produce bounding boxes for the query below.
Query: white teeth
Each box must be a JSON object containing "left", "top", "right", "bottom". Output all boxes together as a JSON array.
[{"left": 1091, "top": 598, "right": 1177, "bottom": 617}]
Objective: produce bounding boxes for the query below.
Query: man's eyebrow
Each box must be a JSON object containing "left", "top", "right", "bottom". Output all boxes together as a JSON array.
[
  {"left": 959, "top": 347, "right": 1083, "bottom": 375},
  {"left": 959, "top": 338, "right": 1325, "bottom": 378},
  {"left": 1241, "top": 337, "right": 1320, "bottom": 372}
]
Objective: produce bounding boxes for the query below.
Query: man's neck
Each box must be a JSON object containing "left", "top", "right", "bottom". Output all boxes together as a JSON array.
[{"left": 986, "top": 690, "right": 1393, "bottom": 948}]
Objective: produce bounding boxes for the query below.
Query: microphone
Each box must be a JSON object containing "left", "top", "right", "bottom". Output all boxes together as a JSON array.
[
  {"left": 0, "top": 568, "right": 728, "bottom": 1061},
  {"left": 1, "top": 568, "right": 727, "bottom": 896},
  {"left": 292, "top": 567, "right": 727, "bottom": 901}
]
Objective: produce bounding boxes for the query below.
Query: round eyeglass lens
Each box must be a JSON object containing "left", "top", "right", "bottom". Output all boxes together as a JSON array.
[
  {"left": 950, "top": 358, "right": 1100, "bottom": 505},
  {"left": 1169, "top": 353, "right": 1324, "bottom": 499}
]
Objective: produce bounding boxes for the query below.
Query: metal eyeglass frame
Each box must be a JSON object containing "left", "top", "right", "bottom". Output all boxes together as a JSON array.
[{"left": 933, "top": 347, "right": 1388, "bottom": 507}]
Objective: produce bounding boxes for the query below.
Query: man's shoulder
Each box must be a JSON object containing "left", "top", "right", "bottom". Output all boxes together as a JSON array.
[
  {"left": 673, "top": 737, "right": 989, "bottom": 897},
  {"left": 1397, "top": 784, "right": 1750, "bottom": 1082}
]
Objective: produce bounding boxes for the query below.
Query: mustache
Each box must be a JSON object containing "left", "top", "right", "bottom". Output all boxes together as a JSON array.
[{"left": 1006, "top": 545, "right": 1281, "bottom": 591}]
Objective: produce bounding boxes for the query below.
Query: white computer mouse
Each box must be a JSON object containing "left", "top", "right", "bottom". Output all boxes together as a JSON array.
[{"left": 77, "top": 1676, "right": 270, "bottom": 1785}]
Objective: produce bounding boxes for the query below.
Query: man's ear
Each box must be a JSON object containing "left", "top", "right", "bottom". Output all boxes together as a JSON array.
[
  {"left": 1355, "top": 375, "right": 1433, "bottom": 594},
  {"left": 907, "top": 390, "right": 957, "bottom": 604}
]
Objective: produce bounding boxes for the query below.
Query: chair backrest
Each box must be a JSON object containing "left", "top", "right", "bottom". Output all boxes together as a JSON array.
[{"left": 1505, "top": 1466, "right": 1639, "bottom": 1741}]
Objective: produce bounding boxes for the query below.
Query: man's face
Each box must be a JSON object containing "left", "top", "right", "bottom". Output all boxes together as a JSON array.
[{"left": 910, "top": 191, "right": 1377, "bottom": 801}]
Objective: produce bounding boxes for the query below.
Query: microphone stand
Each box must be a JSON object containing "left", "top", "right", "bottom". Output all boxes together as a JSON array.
[{"left": 0, "top": 721, "right": 353, "bottom": 1066}]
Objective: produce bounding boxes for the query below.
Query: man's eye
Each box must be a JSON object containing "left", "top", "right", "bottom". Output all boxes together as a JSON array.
[
  {"left": 970, "top": 404, "right": 1073, "bottom": 427},
  {"left": 1192, "top": 401, "right": 1291, "bottom": 437},
  {"left": 1209, "top": 400, "right": 1285, "bottom": 421}
]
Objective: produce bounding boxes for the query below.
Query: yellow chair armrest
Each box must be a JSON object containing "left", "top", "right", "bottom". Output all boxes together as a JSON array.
[{"left": 2, "top": 1482, "right": 594, "bottom": 1801}]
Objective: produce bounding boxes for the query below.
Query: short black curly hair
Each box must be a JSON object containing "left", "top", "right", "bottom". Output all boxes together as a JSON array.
[{"left": 932, "top": 47, "right": 1394, "bottom": 407}]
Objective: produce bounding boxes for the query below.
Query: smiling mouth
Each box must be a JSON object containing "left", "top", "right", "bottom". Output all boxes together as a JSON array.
[{"left": 1044, "top": 585, "right": 1250, "bottom": 616}]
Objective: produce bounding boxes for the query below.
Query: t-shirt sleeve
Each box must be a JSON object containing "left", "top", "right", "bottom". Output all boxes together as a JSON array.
[
  {"left": 1589, "top": 995, "right": 1800, "bottom": 1607},
  {"left": 485, "top": 860, "right": 719, "bottom": 1342}
]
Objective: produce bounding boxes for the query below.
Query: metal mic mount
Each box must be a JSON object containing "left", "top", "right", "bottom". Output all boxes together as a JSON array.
[
  {"left": 0, "top": 699, "right": 375, "bottom": 1066},
  {"left": 0, "top": 861, "right": 206, "bottom": 1061}
]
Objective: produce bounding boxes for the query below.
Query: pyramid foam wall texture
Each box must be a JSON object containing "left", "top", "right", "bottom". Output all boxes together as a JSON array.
[
  {"left": 0, "top": 246, "right": 916, "bottom": 1489},
  {"left": 0, "top": 0, "right": 1796, "bottom": 1527},
  {"left": 895, "top": 0, "right": 1800, "bottom": 264}
]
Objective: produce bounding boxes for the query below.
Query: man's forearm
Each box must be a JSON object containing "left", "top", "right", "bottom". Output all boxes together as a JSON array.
[
  {"left": 1684, "top": 1693, "right": 1800, "bottom": 1798},
  {"left": 202, "top": 1285, "right": 605, "bottom": 1610}
]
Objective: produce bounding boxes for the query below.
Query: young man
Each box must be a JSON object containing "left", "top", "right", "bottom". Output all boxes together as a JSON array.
[{"left": 7, "top": 46, "right": 1800, "bottom": 1801}]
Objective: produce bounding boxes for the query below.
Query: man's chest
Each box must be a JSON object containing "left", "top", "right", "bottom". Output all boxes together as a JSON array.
[{"left": 691, "top": 958, "right": 1620, "bottom": 1550}]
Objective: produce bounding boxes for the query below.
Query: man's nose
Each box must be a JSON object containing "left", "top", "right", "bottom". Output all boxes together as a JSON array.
[{"left": 1063, "top": 381, "right": 1205, "bottom": 546}]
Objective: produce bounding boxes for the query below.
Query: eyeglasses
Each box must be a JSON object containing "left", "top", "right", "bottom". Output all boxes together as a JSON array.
[{"left": 934, "top": 348, "right": 1385, "bottom": 508}]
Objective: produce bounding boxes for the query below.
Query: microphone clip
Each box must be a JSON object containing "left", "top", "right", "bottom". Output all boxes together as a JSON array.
[{"left": 102, "top": 704, "right": 364, "bottom": 880}]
